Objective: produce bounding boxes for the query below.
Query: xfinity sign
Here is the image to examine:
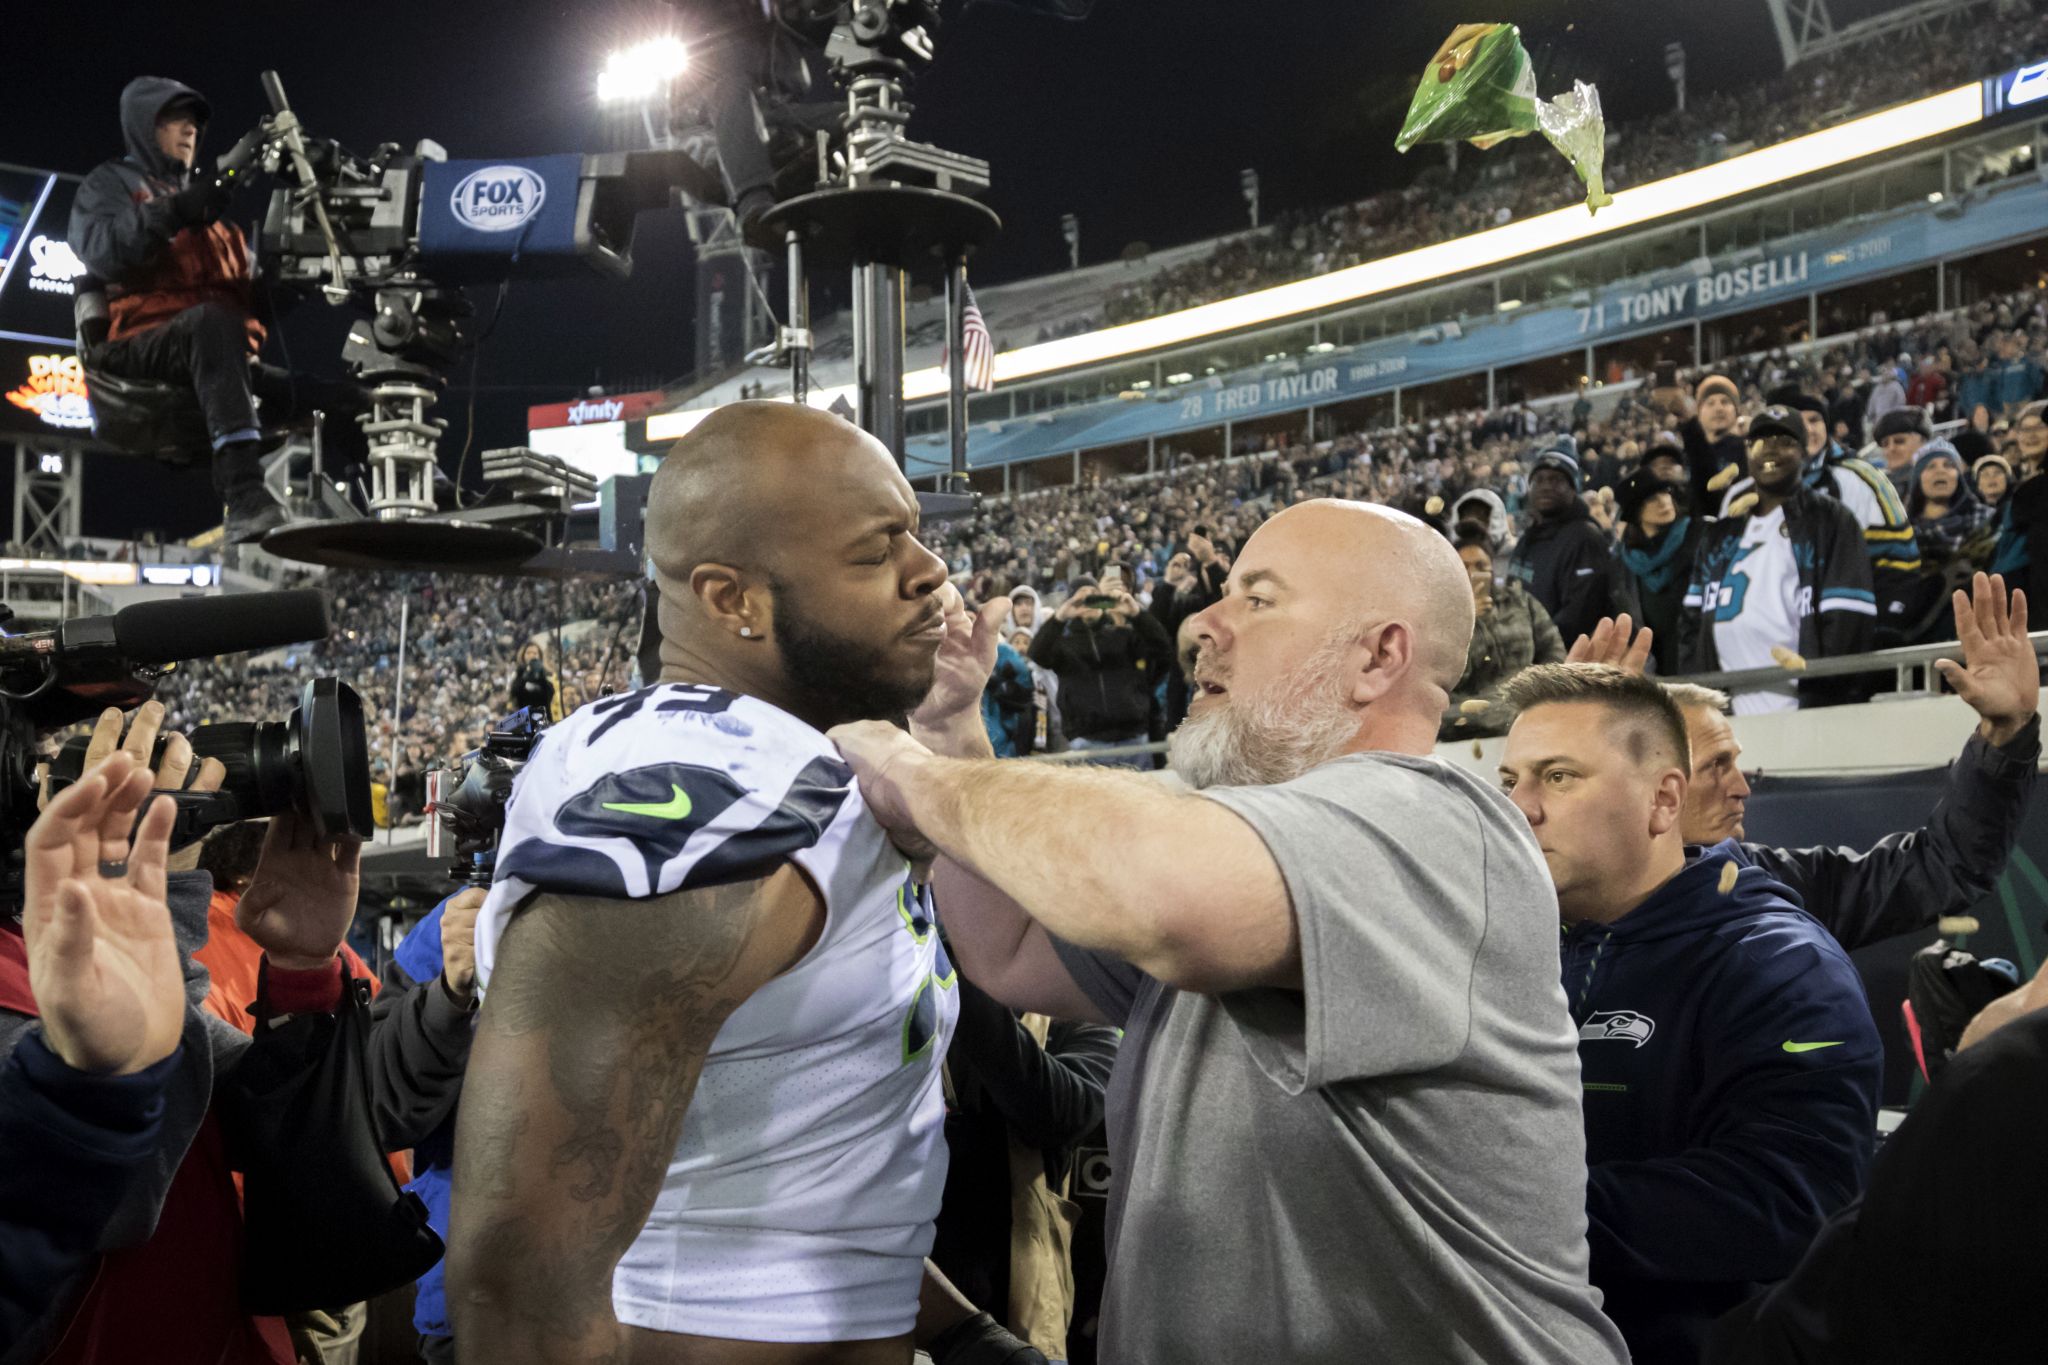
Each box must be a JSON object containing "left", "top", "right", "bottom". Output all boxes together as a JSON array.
[
  {"left": 451, "top": 165, "right": 547, "bottom": 232},
  {"left": 566, "top": 398, "right": 624, "bottom": 425}
]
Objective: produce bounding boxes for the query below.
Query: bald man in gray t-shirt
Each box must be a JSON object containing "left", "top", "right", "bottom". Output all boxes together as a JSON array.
[
  {"left": 1053, "top": 753, "right": 1623, "bottom": 1363},
  {"left": 828, "top": 500, "right": 1628, "bottom": 1363}
]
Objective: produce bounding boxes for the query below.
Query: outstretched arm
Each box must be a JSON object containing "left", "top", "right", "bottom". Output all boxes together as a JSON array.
[
  {"left": 447, "top": 868, "right": 817, "bottom": 1364},
  {"left": 1754, "top": 573, "right": 2040, "bottom": 948},
  {"left": 834, "top": 723, "right": 1293, "bottom": 996},
  {"left": 909, "top": 593, "right": 1111, "bottom": 1019}
]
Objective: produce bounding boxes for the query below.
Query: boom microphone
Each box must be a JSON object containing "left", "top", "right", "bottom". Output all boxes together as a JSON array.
[
  {"left": 112, "top": 589, "right": 330, "bottom": 662},
  {"left": 0, "top": 589, "right": 332, "bottom": 729}
]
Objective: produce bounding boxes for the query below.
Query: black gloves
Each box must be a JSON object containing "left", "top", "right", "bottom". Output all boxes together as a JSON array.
[
  {"left": 928, "top": 1312, "right": 1049, "bottom": 1365},
  {"left": 170, "top": 176, "right": 232, "bottom": 228}
]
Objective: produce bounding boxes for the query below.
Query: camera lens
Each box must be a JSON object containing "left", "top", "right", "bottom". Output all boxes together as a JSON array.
[
  {"left": 187, "top": 678, "right": 372, "bottom": 841},
  {"left": 188, "top": 720, "right": 295, "bottom": 814}
]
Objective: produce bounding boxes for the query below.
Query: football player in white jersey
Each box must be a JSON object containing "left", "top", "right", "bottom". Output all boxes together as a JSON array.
[{"left": 448, "top": 402, "right": 1021, "bottom": 1365}]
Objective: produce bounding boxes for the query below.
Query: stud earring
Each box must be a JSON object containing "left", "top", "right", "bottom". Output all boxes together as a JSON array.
[{"left": 740, "top": 627, "right": 753, "bottom": 637}]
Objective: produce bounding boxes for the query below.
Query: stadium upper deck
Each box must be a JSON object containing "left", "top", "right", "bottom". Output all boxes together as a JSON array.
[{"left": 590, "top": 37, "right": 2048, "bottom": 485}]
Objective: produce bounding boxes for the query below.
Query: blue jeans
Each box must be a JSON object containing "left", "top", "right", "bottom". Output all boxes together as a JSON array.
[{"left": 1068, "top": 733, "right": 1152, "bottom": 769}]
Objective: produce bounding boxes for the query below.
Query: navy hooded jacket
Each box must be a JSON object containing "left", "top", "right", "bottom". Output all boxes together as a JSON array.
[{"left": 1562, "top": 842, "right": 1882, "bottom": 1365}]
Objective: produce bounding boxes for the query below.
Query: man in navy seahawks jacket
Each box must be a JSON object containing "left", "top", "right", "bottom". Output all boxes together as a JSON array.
[{"left": 1500, "top": 664, "right": 1883, "bottom": 1365}]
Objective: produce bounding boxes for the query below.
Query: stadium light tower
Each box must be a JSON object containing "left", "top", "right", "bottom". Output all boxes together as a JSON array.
[
  {"left": 1241, "top": 168, "right": 1260, "bottom": 230},
  {"left": 1061, "top": 213, "right": 1080, "bottom": 270},
  {"left": 1664, "top": 42, "right": 1686, "bottom": 113}
]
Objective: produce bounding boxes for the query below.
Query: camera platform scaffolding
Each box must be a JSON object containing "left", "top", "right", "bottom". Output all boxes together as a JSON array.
[
  {"left": 236, "top": 67, "right": 674, "bottom": 582},
  {"left": 252, "top": 0, "right": 1000, "bottom": 580},
  {"left": 761, "top": 2, "right": 1001, "bottom": 518}
]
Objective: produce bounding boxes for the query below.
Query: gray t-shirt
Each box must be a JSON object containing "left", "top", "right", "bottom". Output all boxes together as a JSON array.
[{"left": 1054, "top": 752, "right": 1627, "bottom": 1364}]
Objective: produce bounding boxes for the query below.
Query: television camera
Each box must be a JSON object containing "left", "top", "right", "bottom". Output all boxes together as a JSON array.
[
  {"left": 224, "top": 69, "right": 686, "bottom": 569},
  {"left": 2, "top": 590, "right": 370, "bottom": 897},
  {"left": 188, "top": 0, "right": 1088, "bottom": 569},
  {"left": 424, "top": 706, "right": 548, "bottom": 887}
]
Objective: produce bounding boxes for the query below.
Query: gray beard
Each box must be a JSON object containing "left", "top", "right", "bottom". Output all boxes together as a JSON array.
[{"left": 1167, "top": 635, "right": 1360, "bottom": 790}]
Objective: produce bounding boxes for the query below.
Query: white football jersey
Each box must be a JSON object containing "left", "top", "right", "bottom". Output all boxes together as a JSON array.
[
  {"left": 474, "top": 683, "right": 957, "bottom": 1343},
  {"left": 1709, "top": 507, "right": 1801, "bottom": 715}
]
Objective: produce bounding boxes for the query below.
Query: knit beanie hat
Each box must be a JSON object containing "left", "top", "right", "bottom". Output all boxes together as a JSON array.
[
  {"left": 1874, "top": 406, "right": 1934, "bottom": 442},
  {"left": 1696, "top": 374, "right": 1740, "bottom": 406}
]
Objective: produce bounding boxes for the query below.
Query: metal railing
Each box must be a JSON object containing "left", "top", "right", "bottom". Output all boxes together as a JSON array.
[
  {"left": 1677, "top": 630, "right": 2048, "bottom": 696},
  {"left": 1021, "top": 631, "right": 2048, "bottom": 763}
]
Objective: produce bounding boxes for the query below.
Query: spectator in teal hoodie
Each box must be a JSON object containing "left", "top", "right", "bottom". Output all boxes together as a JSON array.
[{"left": 981, "top": 640, "right": 1037, "bottom": 757}]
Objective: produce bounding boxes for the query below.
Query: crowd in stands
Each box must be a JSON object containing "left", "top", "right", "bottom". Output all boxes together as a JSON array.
[
  {"left": 131, "top": 279, "right": 2048, "bottom": 788},
  {"left": 937, "top": 283, "right": 2048, "bottom": 752},
  {"left": 1087, "top": 0, "right": 2047, "bottom": 330},
  {"left": 25, "top": 13, "right": 2048, "bottom": 1365}
]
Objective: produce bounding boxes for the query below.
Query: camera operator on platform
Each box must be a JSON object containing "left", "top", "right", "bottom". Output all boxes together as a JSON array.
[
  {"left": 68, "top": 78, "right": 310, "bottom": 545},
  {"left": 0, "top": 702, "right": 473, "bottom": 1364}
]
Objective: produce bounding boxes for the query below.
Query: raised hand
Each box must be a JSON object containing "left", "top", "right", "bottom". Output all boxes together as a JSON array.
[
  {"left": 22, "top": 752, "right": 184, "bottom": 1075},
  {"left": 910, "top": 584, "right": 1011, "bottom": 746},
  {"left": 1566, "top": 614, "right": 1654, "bottom": 675},
  {"left": 1935, "top": 571, "right": 2039, "bottom": 746},
  {"left": 234, "top": 811, "right": 364, "bottom": 972}
]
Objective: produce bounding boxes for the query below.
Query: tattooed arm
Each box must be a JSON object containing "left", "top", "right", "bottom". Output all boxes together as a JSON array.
[{"left": 447, "top": 867, "right": 823, "bottom": 1365}]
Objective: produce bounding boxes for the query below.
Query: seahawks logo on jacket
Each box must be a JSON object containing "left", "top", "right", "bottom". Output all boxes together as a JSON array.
[{"left": 1579, "top": 1010, "right": 1657, "bottom": 1047}]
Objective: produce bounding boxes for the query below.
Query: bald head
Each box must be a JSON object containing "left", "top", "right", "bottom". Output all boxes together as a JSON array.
[
  {"left": 640, "top": 401, "right": 949, "bottom": 729},
  {"left": 1171, "top": 498, "right": 1475, "bottom": 780},
  {"left": 647, "top": 401, "right": 897, "bottom": 581},
  {"left": 1251, "top": 500, "right": 1475, "bottom": 692}
]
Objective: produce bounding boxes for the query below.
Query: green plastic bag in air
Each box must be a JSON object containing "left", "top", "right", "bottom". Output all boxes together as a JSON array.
[
  {"left": 1395, "top": 23, "right": 1539, "bottom": 152},
  {"left": 1396, "top": 23, "right": 1614, "bottom": 214}
]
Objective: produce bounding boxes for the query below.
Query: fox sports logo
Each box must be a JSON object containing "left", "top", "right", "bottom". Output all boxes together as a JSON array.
[{"left": 451, "top": 165, "right": 546, "bottom": 232}]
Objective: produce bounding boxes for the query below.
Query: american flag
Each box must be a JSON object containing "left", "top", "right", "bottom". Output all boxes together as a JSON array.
[{"left": 946, "top": 282, "right": 996, "bottom": 393}]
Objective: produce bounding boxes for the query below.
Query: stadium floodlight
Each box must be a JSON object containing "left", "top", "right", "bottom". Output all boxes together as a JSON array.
[
  {"left": 598, "top": 37, "right": 688, "bottom": 103},
  {"left": 646, "top": 79, "right": 1984, "bottom": 439}
]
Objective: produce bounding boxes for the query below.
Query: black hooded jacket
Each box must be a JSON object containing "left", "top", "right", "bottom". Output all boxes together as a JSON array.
[
  {"left": 69, "top": 77, "right": 261, "bottom": 345},
  {"left": 1506, "top": 498, "right": 1618, "bottom": 646},
  {"left": 70, "top": 77, "right": 204, "bottom": 283},
  {"left": 1030, "top": 608, "right": 1171, "bottom": 742}
]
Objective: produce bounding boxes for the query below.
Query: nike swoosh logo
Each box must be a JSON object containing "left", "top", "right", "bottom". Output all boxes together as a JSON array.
[
  {"left": 600, "top": 784, "right": 694, "bottom": 820},
  {"left": 1782, "top": 1040, "right": 1844, "bottom": 1053}
]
